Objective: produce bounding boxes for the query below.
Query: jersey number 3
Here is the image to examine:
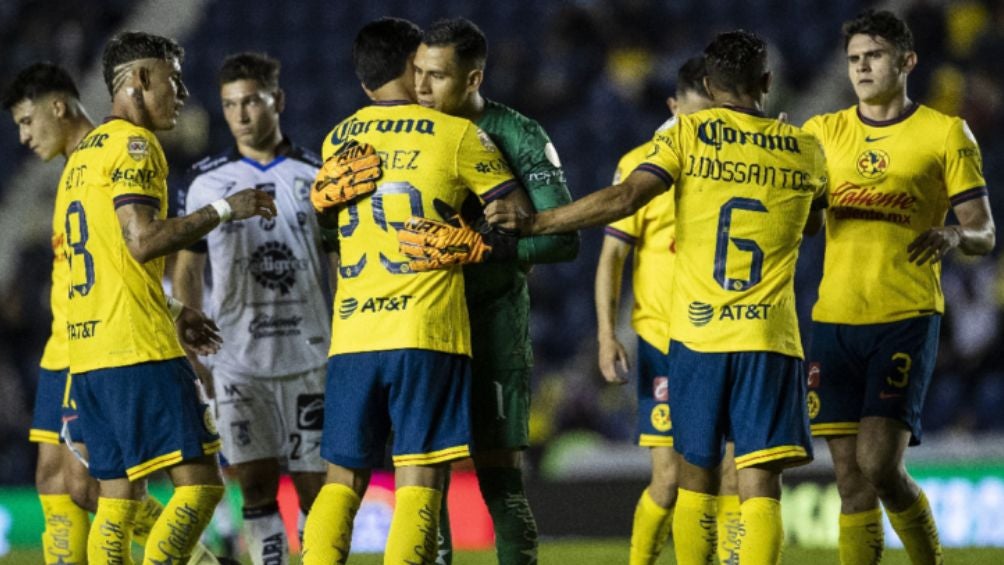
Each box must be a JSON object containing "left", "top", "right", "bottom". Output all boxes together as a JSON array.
[
  {"left": 715, "top": 197, "right": 767, "bottom": 291},
  {"left": 65, "top": 201, "right": 95, "bottom": 297}
]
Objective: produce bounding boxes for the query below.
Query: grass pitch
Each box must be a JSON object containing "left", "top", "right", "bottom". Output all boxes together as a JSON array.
[{"left": 2, "top": 540, "right": 1001, "bottom": 563}]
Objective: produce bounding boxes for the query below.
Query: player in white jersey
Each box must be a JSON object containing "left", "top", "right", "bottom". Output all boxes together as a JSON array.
[{"left": 174, "top": 53, "right": 333, "bottom": 565}]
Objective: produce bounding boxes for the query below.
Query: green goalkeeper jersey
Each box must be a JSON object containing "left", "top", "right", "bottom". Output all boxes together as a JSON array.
[{"left": 463, "top": 99, "right": 578, "bottom": 371}]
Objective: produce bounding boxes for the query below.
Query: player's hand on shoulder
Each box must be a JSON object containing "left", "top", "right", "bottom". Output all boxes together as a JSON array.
[
  {"left": 311, "top": 140, "right": 383, "bottom": 213},
  {"left": 176, "top": 305, "right": 223, "bottom": 357},
  {"left": 225, "top": 188, "right": 277, "bottom": 221},
  {"left": 485, "top": 199, "right": 533, "bottom": 235},
  {"left": 598, "top": 336, "right": 630, "bottom": 385},
  {"left": 907, "top": 226, "right": 962, "bottom": 265}
]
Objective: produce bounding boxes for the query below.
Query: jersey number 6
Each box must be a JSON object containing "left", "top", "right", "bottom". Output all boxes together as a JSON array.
[{"left": 715, "top": 197, "right": 767, "bottom": 292}]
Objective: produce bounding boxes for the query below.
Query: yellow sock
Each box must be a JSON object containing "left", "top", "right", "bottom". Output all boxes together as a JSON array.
[
  {"left": 39, "top": 494, "right": 89, "bottom": 564},
  {"left": 716, "top": 494, "right": 741, "bottom": 565},
  {"left": 302, "top": 483, "right": 361, "bottom": 565},
  {"left": 131, "top": 495, "right": 164, "bottom": 546},
  {"left": 839, "top": 508, "right": 884, "bottom": 565},
  {"left": 88, "top": 497, "right": 139, "bottom": 564},
  {"left": 629, "top": 488, "right": 674, "bottom": 565},
  {"left": 672, "top": 488, "right": 717, "bottom": 565},
  {"left": 739, "top": 497, "right": 783, "bottom": 565},
  {"left": 141, "top": 485, "right": 223, "bottom": 564},
  {"left": 887, "top": 491, "right": 943, "bottom": 565},
  {"left": 385, "top": 485, "right": 442, "bottom": 565}
]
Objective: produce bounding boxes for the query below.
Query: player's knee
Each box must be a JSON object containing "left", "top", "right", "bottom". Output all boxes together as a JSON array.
[
  {"left": 34, "top": 451, "right": 65, "bottom": 493},
  {"left": 857, "top": 455, "right": 905, "bottom": 493},
  {"left": 66, "top": 471, "right": 97, "bottom": 512}
]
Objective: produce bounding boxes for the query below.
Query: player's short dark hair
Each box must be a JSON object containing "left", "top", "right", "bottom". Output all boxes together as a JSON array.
[
  {"left": 703, "top": 30, "right": 768, "bottom": 98},
  {"left": 219, "top": 52, "right": 281, "bottom": 90},
  {"left": 676, "top": 56, "right": 708, "bottom": 98},
  {"left": 842, "top": 10, "right": 914, "bottom": 54},
  {"left": 101, "top": 31, "right": 184, "bottom": 96},
  {"left": 353, "top": 17, "right": 422, "bottom": 91},
  {"left": 2, "top": 62, "right": 79, "bottom": 111},
  {"left": 422, "top": 17, "right": 488, "bottom": 70}
]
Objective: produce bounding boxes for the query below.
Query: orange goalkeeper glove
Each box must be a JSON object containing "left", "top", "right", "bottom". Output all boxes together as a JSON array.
[
  {"left": 311, "top": 141, "right": 382, "bottom": 212},
  {"left": 397, "top": 214, "right": 516, "bottom": 272}
]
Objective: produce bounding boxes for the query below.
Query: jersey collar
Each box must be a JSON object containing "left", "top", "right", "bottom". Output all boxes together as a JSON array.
[
  {"left": 856, "top": 102, "right": 919, "bottom": 127},
  {"left": 720, "top": 104, "right": 766, "bottom": 118},
  {"left": 236, "top": 136, "right": 294, "bottom": 171},
  {"left": 372, "top": 99, "right": 412, "bottom": 106}
]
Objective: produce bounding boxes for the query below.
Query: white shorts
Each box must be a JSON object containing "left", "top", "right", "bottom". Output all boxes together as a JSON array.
[{"left": 212, "top": 366, "right": 326, "bottom": 472}]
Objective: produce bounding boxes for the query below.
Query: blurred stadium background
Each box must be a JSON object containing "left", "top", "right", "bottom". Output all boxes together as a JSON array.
[{"left": 1, "top": 0, "right": 1004, "bottom": 561}]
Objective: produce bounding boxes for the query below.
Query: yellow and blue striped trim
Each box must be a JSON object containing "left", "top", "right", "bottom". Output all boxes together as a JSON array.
[
  {"left": 734, "top": 445, "right": 809, "bottom": 470},
  {"left": 29, "top": 429, "right": 61, "bottom": 445},
  {"left": 639, "top": 434, "right": 674, "bottom": 448},
  {"left": 810, "top": 422, "right": 859, "bottom": 437},
  {"left": 393, "top": 444, "right": 470, "bottom": 467}
]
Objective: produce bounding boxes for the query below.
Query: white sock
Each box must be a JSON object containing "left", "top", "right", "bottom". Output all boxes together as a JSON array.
[{"left": 243, "top": 503, "right": 287, "bottom": 565}]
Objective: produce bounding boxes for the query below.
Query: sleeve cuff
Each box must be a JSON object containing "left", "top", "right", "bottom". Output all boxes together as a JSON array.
[
  {"left": 113, "top": 194, "right": 161, "bottom": 210},
  {"left": 949, "top": 186, "right": 988, "bottom": 207},
  {"left": 633, "top": 163, "right": 674, "bottom": 187},
  {"left": 603, "top": 226, "right": 637, "bottom": 244},
  {"left": 481, "top": 179, "right": 519, "bottom": 203}
]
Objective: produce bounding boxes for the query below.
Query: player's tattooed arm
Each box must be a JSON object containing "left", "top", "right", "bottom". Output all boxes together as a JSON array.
[
  {"left": 907, "top": 196, "right": 995, "bottom": 265},
  {"left": 115, "top": 188, "right": 276, "bottom": 263},
  {"left": 487, "top": 169, "right": 666, "bottom": 235}
]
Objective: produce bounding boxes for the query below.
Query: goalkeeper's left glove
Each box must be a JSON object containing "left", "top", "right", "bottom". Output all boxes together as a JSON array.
[
  {"left": 397, "top": 214, "right": 517, "bottom": 272},
  {"left": 311, "top": 140, "right": 382, "bottom": 213}
]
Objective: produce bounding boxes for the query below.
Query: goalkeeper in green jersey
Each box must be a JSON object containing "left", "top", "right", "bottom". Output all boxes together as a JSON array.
[{"left": 411, "top": 17, "right": 579, "bottom": 565}]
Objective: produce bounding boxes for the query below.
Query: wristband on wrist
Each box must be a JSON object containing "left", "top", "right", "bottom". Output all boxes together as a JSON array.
[
  {"left": 209, "top": 198, "right": 233, "bottom": 223},
  {"left": 167, "top": 296, "right": 184, "bottom": 321}
]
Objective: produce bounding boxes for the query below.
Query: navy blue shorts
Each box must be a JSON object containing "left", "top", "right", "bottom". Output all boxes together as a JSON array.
[
  {"left": 636, "top": 337, "right": 673, "bottom": 448},
  {"left": 29, "top": 368, "right": 70, "bottom": 445},
  {"left": 74, "top": 358, "right": 221, "bottom": 480},
  {"left": 667, "top": 341, "right": 813, "bottom": 470},
  {"left": 807, "top": 315, "right": 940, "bottom": 445},
  {"left": 322, "top": 349, "right": 471, "bottom": 468}
]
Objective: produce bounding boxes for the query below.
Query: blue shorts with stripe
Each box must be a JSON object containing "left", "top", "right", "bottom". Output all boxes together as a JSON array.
[
  {"left": 807, "top": 315, "right": 940, "bottom": 445},
  {"left": 29, "top": 368, "right": 75, "bottom": 445},
  {"left": 322, "top": 349, "right": 471, "bottom": 468},
  {"left": 636, "top": 337, "right": 673, "bottom": 447},
  {"left": 667, "top": 340, "right": 813, "bottom": 470},
  {"left": 74, "top": 358, "right": 220, "bottom": 480}
]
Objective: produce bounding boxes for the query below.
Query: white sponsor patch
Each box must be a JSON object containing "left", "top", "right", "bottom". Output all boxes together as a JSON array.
[
  {"left": 476, "top": 128, "right": 498, "bottom": 152},
  {"left": 544, "top": 142, "right": 562, "bottom": 167},
  {"left": 127, "top": 136, "right": 149, "bottom": 161}
]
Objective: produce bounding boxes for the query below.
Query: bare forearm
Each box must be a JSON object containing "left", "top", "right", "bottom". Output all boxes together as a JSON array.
[
  {"left": 532, "top": 183, "right": 647, "bottom": 235},
  {"left": 595, "top": 245, "right": 629, "bottom": 341},
  {"left": 956, "top": 224, "right": 995, "bottom": 255},
  {"left": 125, "top": 207, "right": 221, "bottom": 263},
  {"left": 173, "top": 266, "right": 204, "bottom": 312}
]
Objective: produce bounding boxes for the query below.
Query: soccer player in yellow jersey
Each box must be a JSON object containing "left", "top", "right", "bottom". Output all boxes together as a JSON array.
[
  {"left": 803, "top": 11, "right": 995, "bottom": 565},
  {"left": 489, "top": 31, "right": 828, "bottom": 565},
  {"left": 594, "top": 56, "right": 744, "bottom": 565},
  {"left": 5, "top": 61, "right": 96, "bottom": 565},
  {"left": 300, "top": 18, "right": 531, "bottom": 565},
  {"left": 59, "top": 32, "right": 275, "bottom": 564}
]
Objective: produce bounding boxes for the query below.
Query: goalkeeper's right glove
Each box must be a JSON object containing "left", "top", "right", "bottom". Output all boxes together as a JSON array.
[{"left": 310, "top": 141, "right": 382, "bottom": 212}]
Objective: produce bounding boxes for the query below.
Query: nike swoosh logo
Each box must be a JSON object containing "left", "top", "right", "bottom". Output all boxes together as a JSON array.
[{"left": 865, "top": 135, "right": 890, "bottom": 142}]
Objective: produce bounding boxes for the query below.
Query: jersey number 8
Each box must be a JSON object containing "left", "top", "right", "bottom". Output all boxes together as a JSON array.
[{"left": 65, "top": 201, "right": 95, "bottom": 297}]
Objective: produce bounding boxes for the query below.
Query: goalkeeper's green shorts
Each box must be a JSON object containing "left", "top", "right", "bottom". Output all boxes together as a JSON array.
[{"left": 470, "top": 363, "right": 531, "bottom": 452}]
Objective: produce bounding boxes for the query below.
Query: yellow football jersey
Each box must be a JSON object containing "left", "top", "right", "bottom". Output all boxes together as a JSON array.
[
  {"left": 322, "top": 101, "right": 518, "bottom": 357},
  {"left": 40, "top": 173, "right": 72, "bottom": 371},
  {"left": 805, "top": 104, "right": 987, "bottom": 324},
  {"left": 60, "top": 118, "right": 184, "bottom": 373},
  {"left": 639, "top": 107, "right": 827, "bottom": 357},
  {"left": 605, "top": 141, "right": 676, "bottom": 354}
]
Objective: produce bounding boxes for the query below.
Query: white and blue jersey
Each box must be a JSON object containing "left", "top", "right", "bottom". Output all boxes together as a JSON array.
[{"left": 182, "top": 141, "right": 333, "bottom": 378}]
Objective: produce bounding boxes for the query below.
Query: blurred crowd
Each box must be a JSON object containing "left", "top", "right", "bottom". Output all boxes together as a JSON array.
[{"left": 1, "top": 0, "right": 1003, "bottom": 484}]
